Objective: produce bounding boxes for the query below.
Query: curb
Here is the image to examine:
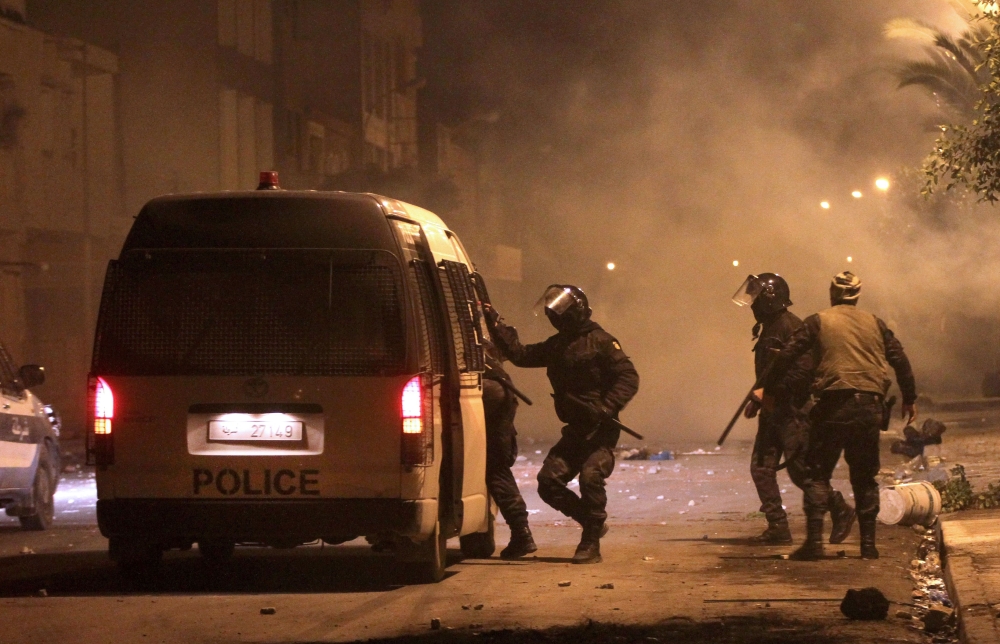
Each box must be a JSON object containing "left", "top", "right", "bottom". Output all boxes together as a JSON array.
[{"left": 939, "top": 519, "right": 1000, "bottom": 644}]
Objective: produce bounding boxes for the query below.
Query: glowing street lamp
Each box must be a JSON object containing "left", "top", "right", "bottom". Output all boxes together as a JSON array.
[
  {"left": 606, "top": 262, "right": 616, "bottom": 271},
  {"left": 875, "top": 177, "right": 890, "bottom": 192},
  {"left": 851, "top": 190, "right": 862, "bottom": 198},
  {"left": 732, "top": 260, "right": 739, "bottom": 267},
  {"left": 820, "top": 201, "right": 831, "bottom": 209},
  {"left": 847, "top": 256, "right": 853, "bottom": 263}
]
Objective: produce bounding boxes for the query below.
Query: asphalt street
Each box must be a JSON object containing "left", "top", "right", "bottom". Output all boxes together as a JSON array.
[{"left": 0, "top": 437, "right": 932, "bottom": 644}]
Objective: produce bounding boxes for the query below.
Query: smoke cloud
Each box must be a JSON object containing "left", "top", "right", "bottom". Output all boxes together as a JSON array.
[{"left": 424, "top": 1, "right": 995, "bottom": 442}]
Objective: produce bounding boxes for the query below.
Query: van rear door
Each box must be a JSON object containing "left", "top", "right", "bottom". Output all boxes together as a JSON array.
[{"left": 91, "top": 247, "right": 411, "bottom": 503}]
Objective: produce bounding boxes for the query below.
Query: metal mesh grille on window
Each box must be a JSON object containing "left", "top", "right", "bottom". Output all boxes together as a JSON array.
[
  {"left": 93, "top": 251, "right": 406, "bottom": 376},
  {"left": 441, "top": 260, "right": 484, "bottom": 373},
  {"left": 411, "top": 259, "right": 445, "bottom": 376}
]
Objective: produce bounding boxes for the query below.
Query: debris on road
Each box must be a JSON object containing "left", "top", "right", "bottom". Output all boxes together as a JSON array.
[
  {"left": 642, "top": 556, "right": 654, "bottom": 561},
  {"left": 598, "top": 583, "right": 615, "bottom": 589},
  {"left": 906, "top": 528, "right": 959, "bottom": 641},
  {"left": 558, "top": 581, "right": 571, "bottom": 587},
  {"left": 462, "top": 605, "right": 470, "bottom": 610},
  {"left": 20, "top": 546, "right": 34, "bottom": 555},
  {"left": 839, "top": 587, "right": 889, "bottom": 620},
  {"left": 474, "top": 604, "right": 484, "bottom": 610},
  {"left": 891, "top": 419, "right": 946, "bottom": 459},
  {"left": 922, "top": 605, "right": 954, "bottom": 634},
  {"left": 260, "top": 607, "right": 276, "bottom": 615},
  {"left": 35, "top": 589, "right": 47, "bottom": 597},
  {"left": 430, "top": 618, "right": 441, "bottom": 630}
]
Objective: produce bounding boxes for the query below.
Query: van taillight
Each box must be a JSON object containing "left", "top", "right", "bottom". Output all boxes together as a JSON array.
[
  {"left": 94, "top": 377, "right": 114, "bottom": 435},
  {"left": 401, "top": 374, "right": 432, "bottom": 466},
  {"left": 86, "top": 376, "right": 114, "bottom": 467}
]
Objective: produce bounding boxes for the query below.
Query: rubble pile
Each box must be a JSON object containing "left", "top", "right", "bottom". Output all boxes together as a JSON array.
[{"left": 904, "top": 527, "right": 958, "bottom": 642}]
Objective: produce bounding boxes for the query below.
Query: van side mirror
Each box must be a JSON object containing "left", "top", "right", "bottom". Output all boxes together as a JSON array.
[{"left": 18, "top": 364, "right": 44, "bottom": 389}]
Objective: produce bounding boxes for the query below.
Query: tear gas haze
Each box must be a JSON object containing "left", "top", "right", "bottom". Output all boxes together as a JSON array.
[{"left": 423, "top": 0, "right": 1000, "bottom": 442}]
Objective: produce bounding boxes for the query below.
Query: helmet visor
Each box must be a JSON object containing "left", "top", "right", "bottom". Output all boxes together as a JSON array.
[
  {"left": 534, "top": 285, "right": 576, "bottom": 316},
  {"left": 732, "top": 275, "right": 763, "bottom": 307}
]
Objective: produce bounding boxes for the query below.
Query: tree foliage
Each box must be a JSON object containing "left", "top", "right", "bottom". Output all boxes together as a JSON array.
[{"left": 922, "top": 7, "right": 1000, "bottom": 202}]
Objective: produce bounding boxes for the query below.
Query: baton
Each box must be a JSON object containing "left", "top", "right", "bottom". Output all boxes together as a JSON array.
[
  {"left": 486, "top": 365, "right": 533, "bottom": 406},
  {"left": 717, "top": 356, "right": 778, "bottom": 447},
  {"left": 565, "top": 393, "right": 644, "bottom": 440}
]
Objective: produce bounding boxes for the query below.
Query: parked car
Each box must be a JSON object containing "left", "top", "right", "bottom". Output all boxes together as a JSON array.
[{"left": 0, "top": 346, "right": 60, "bottom": 531}]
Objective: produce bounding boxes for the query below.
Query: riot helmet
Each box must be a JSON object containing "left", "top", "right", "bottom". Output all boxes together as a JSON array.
[
  {"left": 535, "top": 284, "right": 591, "bottom": 331},
  {"left": 732, "top": 273, "right": 793, "bottom": 318}
]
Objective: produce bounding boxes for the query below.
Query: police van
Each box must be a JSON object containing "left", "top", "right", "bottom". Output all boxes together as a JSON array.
[{"left": 88, "top": 174, "right": 494, "bottom": 581}]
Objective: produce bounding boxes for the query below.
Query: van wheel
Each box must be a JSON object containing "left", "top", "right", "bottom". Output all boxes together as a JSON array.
[
  {"left": 19, "top": 454, "right": 55, "bottom": 531},
  {"left": 199, "top": 540, "right": 235, "bottom": 563},
  {"left": 459, "top": 513, "right": 495, "bottom": 558},
  {"left": 411, "top": 521, "right": 448, "bottom": 583}
]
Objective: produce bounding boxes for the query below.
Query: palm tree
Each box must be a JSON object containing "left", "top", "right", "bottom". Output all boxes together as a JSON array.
[{"left": 885, "top": 0, "right": 992, "bottom": 119}]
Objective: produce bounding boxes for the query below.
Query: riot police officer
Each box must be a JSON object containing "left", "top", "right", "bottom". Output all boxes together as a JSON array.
[
  {"left": 484, "top": 285, "right": 639, "bottom": 564},
  {"left": 775, "top": 272, "right": 917, "bottom": 560},
  {"left": 732, "top": 273, "right": 856, "bottom": 545},
  {"left": 481, "top": 347, "right": 537, "bottom": 559}
]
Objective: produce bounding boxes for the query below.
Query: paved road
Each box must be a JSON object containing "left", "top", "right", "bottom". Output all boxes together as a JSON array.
[{"left": 0, "top": 440, "right": 927, "bottom": 643}]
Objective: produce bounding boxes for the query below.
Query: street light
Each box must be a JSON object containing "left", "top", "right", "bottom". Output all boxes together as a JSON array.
[
  {"left": 732, "top": 260, "right": 739, "bottom": 267},
  {"left": 606, "top": 262, "right": 616, "bottom": 271},
  {"left": 875, "top": 178, "right": 890, "bottom": 191},
  {"left": 820, "top": 201, "right": 831, "bottom": 209},
  {"left": 852, "top": 190, "right": 862, "bottom": 198}
]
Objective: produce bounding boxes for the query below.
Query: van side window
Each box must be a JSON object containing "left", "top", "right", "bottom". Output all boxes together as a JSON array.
[
  {"left": 439, "top": 261, "right": 485, "bottom": 374},
  {"left": 0, "top": 342, "right": 22, "bottom": 397},
  {"left": 392, "top": 221, "right": 445, "bottom": 376}
]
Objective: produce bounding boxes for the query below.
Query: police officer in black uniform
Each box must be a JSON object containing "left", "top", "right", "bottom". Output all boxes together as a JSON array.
[
  {"left": 733, "top": 273, "right": 856, "bottom": 545},
  {"left": 481, "top": 345, "right": 537, "bottom": 559},
  {"left": 775, "top": 272, "right": 917, "bottom": 560},
  {"left": 484, "top": 285, "right": 639, "bottom": 564}
]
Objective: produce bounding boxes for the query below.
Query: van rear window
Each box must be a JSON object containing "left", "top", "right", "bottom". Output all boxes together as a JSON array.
[{"left": 92, "top": 249, "right": 406, "bottom": 377}]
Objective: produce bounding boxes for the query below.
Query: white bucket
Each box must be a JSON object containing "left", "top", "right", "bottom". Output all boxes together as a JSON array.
[{"left": 878, "top": 481, "right": 942, "bottom": 527}]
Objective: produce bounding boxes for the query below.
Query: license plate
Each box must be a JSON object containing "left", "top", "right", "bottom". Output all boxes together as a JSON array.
[{"left": 208, "top": 418, "right": 304, "bottom": 441}]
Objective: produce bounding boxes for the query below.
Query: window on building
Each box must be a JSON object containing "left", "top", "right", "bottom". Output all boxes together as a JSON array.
[
  {"left": 219, "top": 0, "right": 272, "bottom": 64},
  {"left": 220, "top": 89, "right": 273, "bottom": 189},
  {"left": 218, "top": 0, "right": 236, "bottom": 47}
]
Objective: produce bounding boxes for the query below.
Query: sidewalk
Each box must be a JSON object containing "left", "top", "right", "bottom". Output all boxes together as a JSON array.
[{"left": 940, "top": 510, "right": 1000, "bottom": 643}]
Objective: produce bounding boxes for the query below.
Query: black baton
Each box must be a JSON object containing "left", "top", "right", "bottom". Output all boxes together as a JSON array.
[
  {"left": 486, "top": 366, "right": 533, "bottom": 406},
  {"left": 565, "top": 393, "right": 644, "bottom": 440}
]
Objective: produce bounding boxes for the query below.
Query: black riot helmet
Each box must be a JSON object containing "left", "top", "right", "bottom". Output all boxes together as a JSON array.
[
  {"left": 535, "top": 284, "right": 591, "bottom": 331},
  {"left": 732, "top": 273, "right": 793, "bottom": 318}
]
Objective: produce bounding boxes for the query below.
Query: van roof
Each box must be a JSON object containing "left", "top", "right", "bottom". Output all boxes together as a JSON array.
[
  {"left": 141, "top": 190, "right": 449, "bottom": 228},
  {"left": 123, "top": 191, "right": 450, "bottom": 252}
]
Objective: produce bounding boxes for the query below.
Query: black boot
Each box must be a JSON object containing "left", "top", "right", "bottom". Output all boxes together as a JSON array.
[
  {"left": 500, "top": 524, "right": 538, "bottom": 560},
  {"left": 572, "top": 522, "right": 603, "bottom": 564},
  {"left": 789, "top": 517, "right": 824, "bottom": 560},
  {"left": 749, "top": 520, "right": 793, "bottom": 544},
  {"left": 859, "top": 519, "right": 879, "bottom": 560},
  {"left": 829, "top": 491, "right": 857, "bottom": 544}
]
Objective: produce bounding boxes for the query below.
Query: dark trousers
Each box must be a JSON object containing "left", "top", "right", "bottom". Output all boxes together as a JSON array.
[
  {"left": 750, "top": 406, "right": 808, "bottom": 525},
  {"left": 802, "top": 393, "right": 882, "bottom": 522},
  {"left": 483, "top": 379, "right": 529, "bottom": 529},
  {"left": 536, "top": 426, "right": 618, "bottom": 525}
]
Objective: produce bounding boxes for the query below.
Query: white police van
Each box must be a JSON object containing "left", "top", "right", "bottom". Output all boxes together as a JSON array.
[{"left": 88, "top": 174, "right": 493, "bottom": 581}]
